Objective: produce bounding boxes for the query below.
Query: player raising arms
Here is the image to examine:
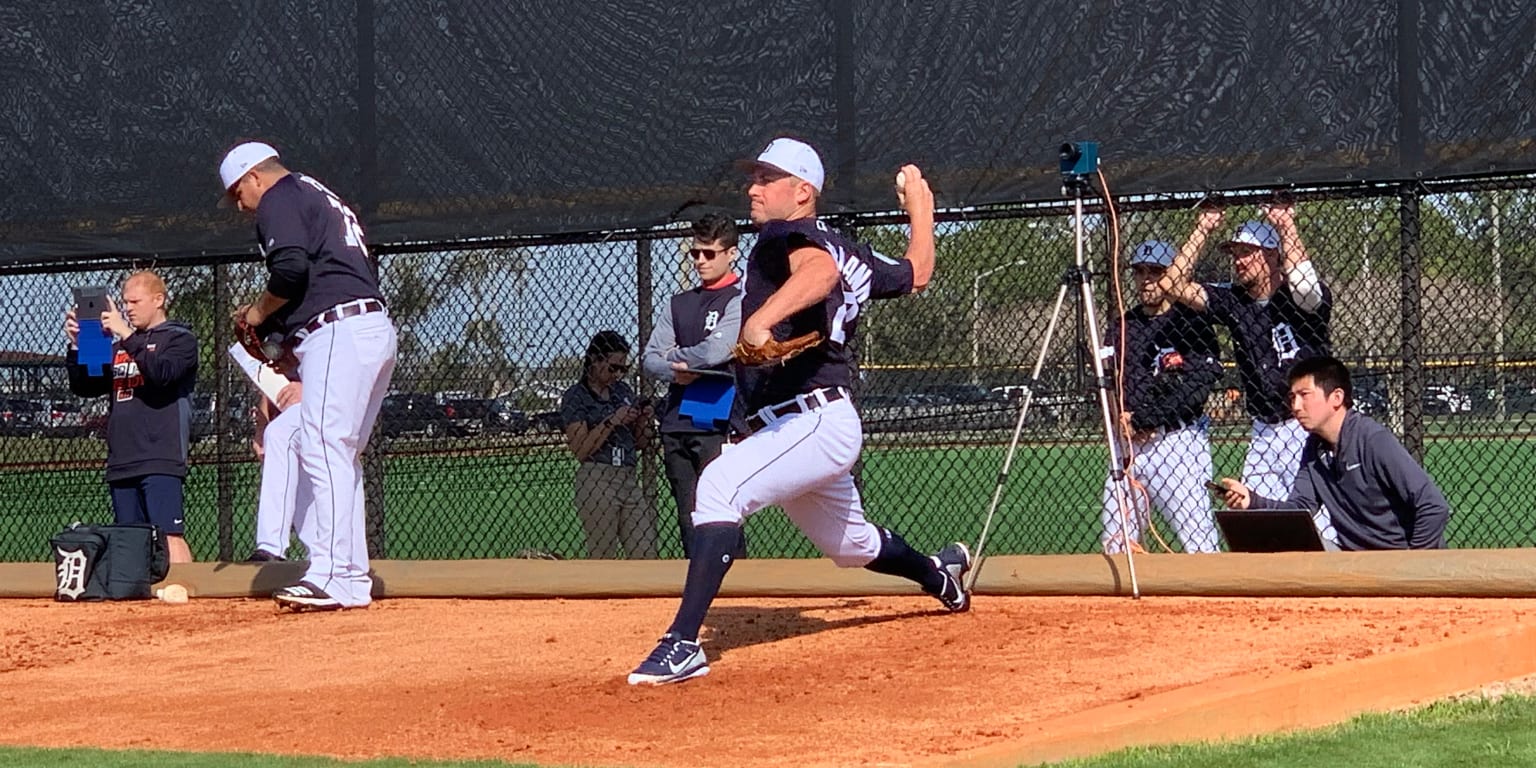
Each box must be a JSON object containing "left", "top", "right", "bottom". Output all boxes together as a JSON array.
[
  {"left": 1162, "top": 203, "right": 1336, "bottom": 545},
  {"left": 628, "top": 138, "right": 971, "bottom": 686}
]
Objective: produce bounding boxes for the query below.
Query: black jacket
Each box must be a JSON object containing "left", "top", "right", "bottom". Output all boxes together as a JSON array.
[{"left": 67, "top": 321, "right": 199, "bottom": 481}]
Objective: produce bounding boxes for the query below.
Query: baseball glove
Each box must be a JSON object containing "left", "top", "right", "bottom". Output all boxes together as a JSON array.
[
  {"left": 732, "top": 331, "right": 823, "bottom": 366},
  {"left": 234, "top": 317, "right": 268, "bottom": 362}
]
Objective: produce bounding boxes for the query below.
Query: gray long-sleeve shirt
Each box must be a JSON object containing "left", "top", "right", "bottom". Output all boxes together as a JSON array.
[
  {"left": 1249, "top": 410, "right": 1450, "bottom": 550},
  {"left": 642, "top": 280, "right": 742, "bottom": 432}
]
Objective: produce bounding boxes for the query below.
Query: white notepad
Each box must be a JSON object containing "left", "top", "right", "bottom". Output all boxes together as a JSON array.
[{"left": 227, "top": 343, "right": 295, "bottom": 406}]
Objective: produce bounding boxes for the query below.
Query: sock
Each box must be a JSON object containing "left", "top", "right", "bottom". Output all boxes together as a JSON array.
[
  {"left": 863, "top": 526, "right": 944, "bottom": 594},
  {"left": 666, "top": 523, "right": 741, "bottom": 640}
]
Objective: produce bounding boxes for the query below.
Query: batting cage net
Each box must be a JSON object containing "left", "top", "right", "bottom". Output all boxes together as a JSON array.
[{"left": 4, "top": 1, "right": 1536, "bottom": 560}]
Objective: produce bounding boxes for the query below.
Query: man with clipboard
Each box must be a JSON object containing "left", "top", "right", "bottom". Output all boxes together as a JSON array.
[{"left": 642, "top": 213, "right": 747, "bottom": 558}]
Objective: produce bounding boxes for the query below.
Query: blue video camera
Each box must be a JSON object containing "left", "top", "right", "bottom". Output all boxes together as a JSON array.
[{"left": 1059, "top": 142, "right": 1098, "bottom": 177}]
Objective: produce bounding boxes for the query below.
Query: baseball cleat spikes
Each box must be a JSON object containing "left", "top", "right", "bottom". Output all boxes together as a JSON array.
[
  {"left": 628, "top": 633, "right": 710, "bottom": 686},
  {"left": 930, "top": 541, "right": 973, "bottom": 613}
]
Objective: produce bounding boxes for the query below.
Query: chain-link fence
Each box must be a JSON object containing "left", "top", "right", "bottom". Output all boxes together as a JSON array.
[{"left": 3, "top": 175, "right": 1534, "bottom": 561}]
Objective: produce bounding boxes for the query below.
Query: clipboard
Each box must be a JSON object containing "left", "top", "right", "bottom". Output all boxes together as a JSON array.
[
  {"left": 679, "top": 367, "right": 734, "bottom": 379},
  {"left": 227, "top": 343, "right": 295, "bottom": 407}
]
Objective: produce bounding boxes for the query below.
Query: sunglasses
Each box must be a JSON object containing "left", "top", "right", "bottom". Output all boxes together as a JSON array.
[
  {"left": 608, "top": 362, "right": 631, "bottom": 374},
  {"left": 689, "top": 247, "right": 730, "bottom": 260}
]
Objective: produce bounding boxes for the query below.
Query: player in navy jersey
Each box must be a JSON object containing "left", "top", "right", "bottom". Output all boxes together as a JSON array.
[
  {"left": 1164, "top": 204, "right": 1336, "bottom": 545},
  {"left": 1102, "top": 241, "right": 1223, "bottom": 553},
  {"left": 220, "top": 141, "right": 398, "bottom": 611},
  {"left": 628, "top": 138, "right": 971, "bottom": 686}
]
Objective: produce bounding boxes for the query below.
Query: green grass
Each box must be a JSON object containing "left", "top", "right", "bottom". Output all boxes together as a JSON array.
[
  {"left": 2, "top": 693, "right": 1534, "bottom": 766},
  {"left": 1038, "top": 693, "right": 1536, "bottom": 767},
  {"left": 1, "top": 430, "right": 1533, "bottom": 561}
]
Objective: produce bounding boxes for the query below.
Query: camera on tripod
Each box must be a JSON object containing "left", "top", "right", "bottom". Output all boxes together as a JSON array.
[{"left": 1059, "top": 141, "right": 1098, "bottom": 178}]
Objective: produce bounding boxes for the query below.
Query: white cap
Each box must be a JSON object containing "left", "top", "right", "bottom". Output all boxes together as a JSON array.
[
  {"left": 1128, "top": 240, "right": 1175, "bottom": 268},
  {"left": 219, "top": 141, "right": 279, "bottom": 192},
  {"left": 752, "top": 137, "right": 824, "bottom": 193},
  {"left": 1220, "top": 221, "right": 1280, "bottom": 252}
]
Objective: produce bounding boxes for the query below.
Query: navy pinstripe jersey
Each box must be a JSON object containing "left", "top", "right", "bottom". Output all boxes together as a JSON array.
[{"left": 738, "top": 217, "right": 913, "bottom": 410}]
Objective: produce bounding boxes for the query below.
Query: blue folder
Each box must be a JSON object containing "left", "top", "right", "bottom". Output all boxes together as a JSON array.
[
  {"left": 76, "top": 319, "right": 114, "bottom": 376},
  {"left": 678, "top": 377, "right": 735, "bottom": 430}
]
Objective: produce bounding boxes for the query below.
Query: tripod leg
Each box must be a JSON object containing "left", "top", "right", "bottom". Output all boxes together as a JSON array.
[
  {"left": 965, "top": 279, "right": 1075, "bottom": 592},
  {"left": 1073, "top": 212, "right": 1141, "bottom": 599}
]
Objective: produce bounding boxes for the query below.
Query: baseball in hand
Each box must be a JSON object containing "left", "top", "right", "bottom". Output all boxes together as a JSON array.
[
  {"left": 895, "top": 170, "right": 907, "bottom": 192},
  {"left": 156, "top": 584, "right": 189, "bottom": 604}
]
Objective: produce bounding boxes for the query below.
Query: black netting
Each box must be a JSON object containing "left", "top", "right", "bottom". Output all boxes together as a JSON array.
[
  {"left": 7, "top": 2, "right": 1536, "bottom": 264},
  {"left": 4, "top": 176, "right": 1536, "bottom": 560}
]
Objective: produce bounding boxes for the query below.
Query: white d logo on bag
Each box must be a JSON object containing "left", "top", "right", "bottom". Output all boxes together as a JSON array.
[{"left": 55, "top": 549, "right": 89, "bottom": 600}]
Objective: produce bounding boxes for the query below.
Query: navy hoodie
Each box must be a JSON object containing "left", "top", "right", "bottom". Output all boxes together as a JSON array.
[{"left": 66, "top": 321, "right": 199, "bottom": 482}]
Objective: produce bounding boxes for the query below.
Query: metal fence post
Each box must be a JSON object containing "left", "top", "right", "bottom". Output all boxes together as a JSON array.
[
  {"left": 1398, "top": 183, "right": 1425, "bottom": 461},
  {"left": 636, "top": 237, "right": 660, "bottom": 553},
  {"left": 213, "top": 263, "right": 234, "bottom": 562}
]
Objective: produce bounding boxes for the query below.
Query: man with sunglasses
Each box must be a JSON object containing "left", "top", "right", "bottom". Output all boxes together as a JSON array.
[
  {"left": 629, "top": 138, "right": 969, "bottom": 686},
  {"left": 642, "top": 212, "right": 747, "bottom": 558},
  {"left": 1164, "top": 203, "right": 1336, "bottom": 546}
]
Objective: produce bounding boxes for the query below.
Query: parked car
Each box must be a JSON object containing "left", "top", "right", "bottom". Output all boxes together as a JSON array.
[
  {"left": 531, "top": 410, "right": 565, "bottom": 434},
  {"left": 1422, "top": 384, "right": 1472, "bottom": 415},
  {"left": 37, "top": 399, "right": 86, "bottom": 437},
  {"left": 380, "top": 393, "right": 452, "bottom": 438},
  {"left": 919, "top": 383, "right": 998, "bottom": 404},
  {"left": 443, "top": 397, "right": 492, "bottom": 437},
  {"left": 1351, "top": 382, "right": 1391, "bottom": 420},
  {"left": 189, "top": 393, "right": 256, "bottom": 442},
  {"left": 0, "top": 398, "right": 45, "bottom": 437},
  {"left": 485, "top": 396, "right": 531, "bottom": 435}
]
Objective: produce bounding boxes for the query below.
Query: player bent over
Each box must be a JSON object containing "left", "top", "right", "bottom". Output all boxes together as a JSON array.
[{"left": 629, "top": 139, "right": 970, "bottom": 686}]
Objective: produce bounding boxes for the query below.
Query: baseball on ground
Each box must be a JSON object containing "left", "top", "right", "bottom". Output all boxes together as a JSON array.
[{"left": 156, "top": 584, "right": 189, "bottom": 604}]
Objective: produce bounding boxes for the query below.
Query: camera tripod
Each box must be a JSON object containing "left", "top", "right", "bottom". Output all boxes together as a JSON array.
[{"left": 966, "top": 145, "right": 1142, "bottom": 598}]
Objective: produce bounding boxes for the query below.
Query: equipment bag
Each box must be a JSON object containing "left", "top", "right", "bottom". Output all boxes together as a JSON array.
[{"left": 50, "top": 523, "right": 170, "bottom": 601}]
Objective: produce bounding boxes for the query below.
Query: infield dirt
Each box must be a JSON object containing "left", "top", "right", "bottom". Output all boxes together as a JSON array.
[{"left": 1, "top": 596, "right": 1533, "bottom": 767}]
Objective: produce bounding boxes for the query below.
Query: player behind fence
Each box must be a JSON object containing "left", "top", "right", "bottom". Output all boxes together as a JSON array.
[
  {"left": 1164, "top": 203, "right": 1336, "bottom": 544},
  {"left": 1102, "top": 240, "right": 1223, "bottom": 554},
  {"left": 628, "top": 138, "right": 969, "bottom": 686}
]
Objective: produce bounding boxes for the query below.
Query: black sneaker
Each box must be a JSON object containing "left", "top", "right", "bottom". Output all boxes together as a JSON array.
[
  {"left": 244, "top": 549, "right": 285, "bottom": 563},
  {"left": 930, "top": 542, "right": 973, "bottom": 612},
  {"left": 272, "top": 581, "right": 344, "bottom": 612}
]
